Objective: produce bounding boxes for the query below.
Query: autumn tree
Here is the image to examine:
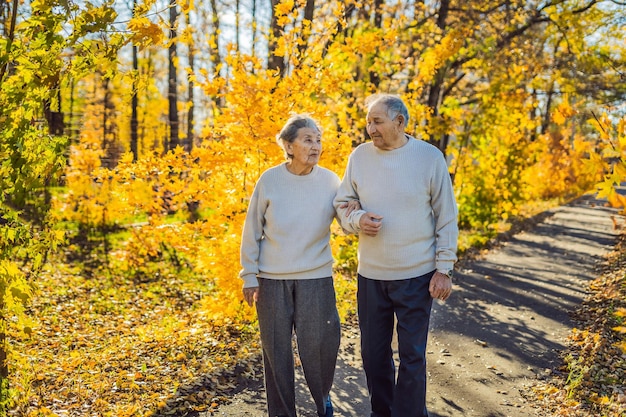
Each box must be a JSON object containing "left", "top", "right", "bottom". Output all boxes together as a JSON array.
[
  {"left": 0, "top": 0, "right": 69, "bottom": 407},
  {"left": 0, "top": 0, "right": 172, "bottom": 406},
  {"left": 5, "top": 0, "right": 625, "bottom": 411}
]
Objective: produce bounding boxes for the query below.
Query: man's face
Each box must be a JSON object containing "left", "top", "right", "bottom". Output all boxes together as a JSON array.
[{"left": 366, "top": 102, "right": 402, "bottom": 150}]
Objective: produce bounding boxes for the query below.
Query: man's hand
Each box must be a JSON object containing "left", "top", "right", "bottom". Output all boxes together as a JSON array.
[
  {"left": 359, "top": 212, "right": 383, "bottom": 237},
  {"left": 429, "top": 272, "right": 452, "bottom": 301},
  {"left": 243, "top": 286, "right": 259, "bottom": 307}
]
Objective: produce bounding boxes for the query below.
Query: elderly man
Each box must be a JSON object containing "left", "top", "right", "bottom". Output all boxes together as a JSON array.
[{"left": 334, "top": 94, "right": 459, "bottom": 417}]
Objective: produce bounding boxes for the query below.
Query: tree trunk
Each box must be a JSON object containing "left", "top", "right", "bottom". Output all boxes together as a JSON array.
[
  {"left": 373, "top": 0, "right": 384, "bottom": 28},
  {"left": 369, "top": 0, "right": 384, "bottom": 88},
  {"left": 168, "top": 0, "right": 180, "bottom": 151},
  {"left": 209, "top": 0, "right": 223, "bottom": 108},
  {"left": 542, "top": 86, "right": 554, "bottom": 135},
  {"left": 130, "top": 0, "right": 139, "bottom": 161},
  {"left": 185, "top": 11, "right": 195, "bottom": 152},
  {"left": 268, "top": 0, "right": 286, "bottom": 76},
  {"left": 235, "top": 0, "right": 240, "bottom": 52},
  {"left": 131, "top": 46, "right": 139, "bottom": 160},
  {"left": 426, "top": 0, "right": 450, "bottom": 154},
  {"left": 43, "top": 87, "right": 65, "bottom": 136},
  {"left": 296, "top": 0, "right": 315, "bottom": 59},
  {"left": 0, "top": 0, "right": 13, "bottom": 386},
  {"left": 251, "top": 0, "right": 257, "bottom": 61},
  {"left": 322, "top": 3, "right": 356, "bottom": 59},
  {"left": 103, "top": 77, "right": 109, "bottom": 156},
  {"left": 0, "top": 0, "right": 18, "bottom": 86},
  {"left": 102, "top": 77, "right": 121, "bottom": 168},
  {"left": 68, "top": 77, "right": 77, "bottom": 143},
  {"left": 209, "top": 0, "right": 221, "bottom": 72},
  {"left": 131, "top": 0, "right": 139, "bottom": 160}
]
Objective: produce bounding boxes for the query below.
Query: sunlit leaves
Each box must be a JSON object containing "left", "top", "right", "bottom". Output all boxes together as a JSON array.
[
  {"left": 275, "top": 0, "right": 295, "bottom": 27},
  {"left": 552, "top": 96, "right": 577, "bottom": 126},
  {"left": 71, "top": 1, "right": 118, "bottom": 40},
  {"left": 586, "top": 114, "right": 626, "bottom": 212},
  {"left": 128, "top": 16, "right": 165, "bottom": 48},
  {"left": 415, "top": 29, "right": 465, "bottom": 86},
  {"left": 179, "top": 0, "right": 194, "bottom": 13}
]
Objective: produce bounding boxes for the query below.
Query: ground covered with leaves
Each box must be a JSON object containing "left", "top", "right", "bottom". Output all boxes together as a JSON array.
[
  {"left": 11, "top": 249, "right": 265, "bottom": 417},
  {"left": 529, "top": 235, "right": 626, "bottom": 416},
  {"left": 9, "top": 209, "right": 625, "bottom": 417},
  {"left": 10, "top": 231, "right": 358, "bottom": 417}
]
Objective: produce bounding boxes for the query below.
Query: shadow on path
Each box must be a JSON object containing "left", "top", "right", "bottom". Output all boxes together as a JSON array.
[{"left": 426, "top": 195, "right": 620, "bottom": 416}]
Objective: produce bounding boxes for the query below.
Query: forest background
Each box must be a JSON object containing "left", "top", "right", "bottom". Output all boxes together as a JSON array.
[{"left": 1, "top": 0, "right": 626, "bottom": 415}]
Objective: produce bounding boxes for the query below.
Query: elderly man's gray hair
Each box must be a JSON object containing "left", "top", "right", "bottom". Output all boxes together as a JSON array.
[{"left": 366, "top": 94, "right": 409, "bottom": 127}]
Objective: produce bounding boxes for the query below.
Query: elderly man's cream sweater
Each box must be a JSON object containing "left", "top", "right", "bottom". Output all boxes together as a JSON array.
[
  {"left": 334, "top": 137, "right": 458, "bottom": 280},
  {"left": 239, "top": 163, "right": 340, "bottom": 289}
]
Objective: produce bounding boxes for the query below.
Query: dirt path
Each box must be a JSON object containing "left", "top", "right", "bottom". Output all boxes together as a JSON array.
[{"left": 210, "top": 195, "right": 621, "bottom": 417}]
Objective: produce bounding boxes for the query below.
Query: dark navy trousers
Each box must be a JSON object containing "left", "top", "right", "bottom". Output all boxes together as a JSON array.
[{"left": 357, "top": 272, "right": 435, "bottom": 417}]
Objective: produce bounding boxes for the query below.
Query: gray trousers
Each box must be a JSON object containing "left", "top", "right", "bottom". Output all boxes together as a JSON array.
[{"left": 256, "top": 277, "right": 341, "bottom": 417}]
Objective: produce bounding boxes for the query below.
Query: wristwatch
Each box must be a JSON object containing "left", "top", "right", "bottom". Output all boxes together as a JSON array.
[{"left": 438, "top": 269, "right": 453, "bottom": 279}]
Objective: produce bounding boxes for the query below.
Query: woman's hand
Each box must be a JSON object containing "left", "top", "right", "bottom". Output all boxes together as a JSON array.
[
  {"left": 340, "top": 199, "right": 362, "bottom": 216},
  {"left": 243, "top": 286, "right": 259, "bottom": 307}
]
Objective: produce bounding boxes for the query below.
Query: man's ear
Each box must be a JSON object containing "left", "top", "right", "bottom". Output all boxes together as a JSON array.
[{"left": 396, "top": 115, "right": 405, "bottom": 128}]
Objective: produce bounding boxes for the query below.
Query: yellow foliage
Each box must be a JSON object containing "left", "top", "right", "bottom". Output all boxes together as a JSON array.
[
  {"left": 275, "top": 0, "right": 294, "bottom": 18},
  {"left": 587, "top": 114, "right": 626, "bottom": 211},
  {"left": 50, "top": 8, "right": 623, "bottom": 385},
  {"left": 415, "top": 29, "right": 465, "bottom": 85},
  {"left": 127, "top": 16, "right": 164, "bottom": 48},
  {"left": 552, "top": 96, "right": 577, "bottom": 126},
  {"left": 607, "top": 191, "right": 626, "bottom": 209},
  {"left": 53, "top": 39, "right": 370, "bottom": 330},
  {"left": 179, "top": 0, "right": 194, "bottom": 13},
  {"left": 524, "top": 130, "right": 601, "bottom": 201}
]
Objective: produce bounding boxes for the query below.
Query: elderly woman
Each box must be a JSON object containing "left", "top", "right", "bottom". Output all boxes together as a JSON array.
[{"left": 240, "top": 115, "right": 356, "bottom": 417}]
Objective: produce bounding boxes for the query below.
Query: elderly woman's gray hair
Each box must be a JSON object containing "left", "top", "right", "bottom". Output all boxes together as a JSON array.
[
  {"left": 366, "top": 94, "right": 410, "bottom": 128},
  {"left": 276, "top": 114, "right": 321, "bottom": 159}
]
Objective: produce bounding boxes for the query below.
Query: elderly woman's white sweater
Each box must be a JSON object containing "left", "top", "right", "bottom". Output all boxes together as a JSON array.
[
  {"left": 334, "top": 137, "right": 458, "bottom": 280},
  {"left": 239, "top": 163, "right": 340, "bottom": 289}
]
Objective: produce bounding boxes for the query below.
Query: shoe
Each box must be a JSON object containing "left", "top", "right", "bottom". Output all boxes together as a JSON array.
[{"left": 318, "top": 395, "right": 333, "bottom": 417}]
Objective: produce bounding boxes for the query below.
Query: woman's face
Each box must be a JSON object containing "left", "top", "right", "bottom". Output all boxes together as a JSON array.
[{"left": 287, "top": 127, "right": 322, "bottom": 168}]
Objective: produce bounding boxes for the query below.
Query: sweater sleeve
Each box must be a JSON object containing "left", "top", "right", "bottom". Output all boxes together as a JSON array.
[
  {"left": 333, "top": 155, "right": 365, "bottom": 234},
  {"left": 239, "top": 181, "right": 266, "bottom": 288},
  {"left": 431, "top": 154, "right": 459, "bottom": 271}
]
